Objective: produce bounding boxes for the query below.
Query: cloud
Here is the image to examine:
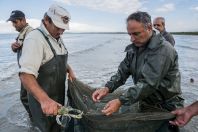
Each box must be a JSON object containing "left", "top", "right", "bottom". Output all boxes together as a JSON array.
[
  {"left": 0, "top": 20, "right": 16, "bottom": 34},
  {"left": 156, "top": 3, "right": 175, "bottom": 12},
  {"left": 191, "top": 6, "right": 198, "bottom": 11},
  {"left": 167, "top": 20, "right": 198, "bottom": 32},
  {"left": 56, "top": 0, "right": 144, "bottom": 14},
  {"left": 0, "top": 19, "right": 118, "bottom": 33},
  {"left": 70, "top": 22, "right": 118, "bottom": 32},
  {"left": 27, "top": 19, "right": 41, "bottom": 28},
  {"left": 0, "top": 19, "right": 40, "bottom": 34}
]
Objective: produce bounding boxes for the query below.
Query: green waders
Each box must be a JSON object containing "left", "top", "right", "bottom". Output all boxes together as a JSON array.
[{"left": 28, "top": 29, "right": 68, "bottom": 132}]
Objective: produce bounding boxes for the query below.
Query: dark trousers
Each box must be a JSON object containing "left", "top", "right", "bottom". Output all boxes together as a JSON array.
[{"left": 20, "top": 84, "right": 32, "bottom": 118}]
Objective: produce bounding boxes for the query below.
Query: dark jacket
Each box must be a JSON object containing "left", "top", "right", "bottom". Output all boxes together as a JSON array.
[
  {"left": 105, "top": 33, "right": 183, "bottom": 111},
  {"left": 161, "top": 30, "right": 175, "bottom": 46}
]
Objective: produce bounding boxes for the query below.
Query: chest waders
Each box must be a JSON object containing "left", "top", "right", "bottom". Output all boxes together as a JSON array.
[
  {"left": 17, "top": 28, "right": 32, "bottom": 119},
  {"left": 28, "top": 29, "right": 68, "bottom": 132}
]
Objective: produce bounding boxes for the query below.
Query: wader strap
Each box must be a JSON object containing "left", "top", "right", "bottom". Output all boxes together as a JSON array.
[
  {"left": 60, "top": 38, "right": 67, "bottom": 51},
  {"left": 36, "top": 28, "right": 57, "bottom": 56}
]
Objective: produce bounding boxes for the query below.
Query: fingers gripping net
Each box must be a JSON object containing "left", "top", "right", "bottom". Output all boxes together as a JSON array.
[{"left": 67, "top": 79, "right": 175, "bottom": 132}]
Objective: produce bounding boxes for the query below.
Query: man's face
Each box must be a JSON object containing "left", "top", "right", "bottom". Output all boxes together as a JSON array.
[
  {"left": 45, "top": 19, "right": 65, "bottom": 39},
  {"left": 153, "top": 19, "right": 164, "bottom": 32},
  {"left": 11, "top": 19, "right": 25, "bottom": 32},
  {"left": 127, "top": 20, "right": 152, "bottom": 47}
]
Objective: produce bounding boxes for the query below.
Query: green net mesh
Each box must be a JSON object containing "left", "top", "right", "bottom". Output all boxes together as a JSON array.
[{"left": 68, "top": 79, "right": 175, "bottom": 132}]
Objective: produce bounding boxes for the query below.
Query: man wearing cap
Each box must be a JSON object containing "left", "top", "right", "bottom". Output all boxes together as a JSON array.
[
  {"left": 7, "top": 10, "right": 33, "bottom": 119},
  {"left": 153, "top": 17, "right": 175, "bottom": 46},
  {"left": 19, "top": 4, "right": 75, "bottom": 132}
]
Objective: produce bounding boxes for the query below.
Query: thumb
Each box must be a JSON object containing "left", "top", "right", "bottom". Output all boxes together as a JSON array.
[
  {"left": 68, "top": 75, "right": 71, "bottom": 80},
  {"left": 171, "top": 110, "right": 177, "bottom": 114},
  {"left": 171, "top": 109, "right": 180, "bottom": 115},
  {"left": 68, "top": 75, "right": 72, "bottom": 81},
  {"left": 57, "top": 103, "right": 62, "bottom": 108},
  {"left": 97, "top": 93, "right": 103, "bottom": 100}
]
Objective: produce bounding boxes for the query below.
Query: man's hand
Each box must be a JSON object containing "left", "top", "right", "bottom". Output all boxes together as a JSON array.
[
  {"left": 20, "top": 73, "right": 62, "bottom": 116},
  {"left": 92, "top": 87, "right": 109, "bottom": 102},
  {"left": 67, "top": 64, "right": 76, "bottom": 81},
  {"left": 169, "top": 107, "right": 193, "bottom": 127},
  {"left": 102, "top": 99, "right": 121, "bottom": 116},
  {"left": 68, "top": 69, "right": 76, "bottom": 81},
  {"left": 40, "top": 97, "right": 62, "bottom": 116},
  {"left": 11, "top": 42, "right": 21, "bottom": 52}
]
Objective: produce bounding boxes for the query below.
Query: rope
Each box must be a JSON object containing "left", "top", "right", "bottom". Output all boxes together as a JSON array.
[{"left": 56, "top": 106, "right": 83, "bottom": 126}]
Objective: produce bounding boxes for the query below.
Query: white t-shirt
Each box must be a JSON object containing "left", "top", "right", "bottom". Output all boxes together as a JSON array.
[{"left": 19, "top": 22, "right": 68, "bottom": 78}]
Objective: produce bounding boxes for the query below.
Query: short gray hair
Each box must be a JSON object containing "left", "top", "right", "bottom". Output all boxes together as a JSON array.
[
  {"left": 155, "top": 17, "right": 165, "bottom": 25},
  {"left": 127, "top": 11, "right": 151, "bottom": 27}
]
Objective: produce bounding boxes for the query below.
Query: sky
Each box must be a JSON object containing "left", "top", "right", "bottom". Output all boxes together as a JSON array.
[{"left": 0, "top": 0, "right": 198, "bottom": 33}]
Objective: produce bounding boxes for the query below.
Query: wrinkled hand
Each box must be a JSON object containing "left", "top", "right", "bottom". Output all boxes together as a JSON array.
[
  {"left": 102, "top": 99, "right": 121, "bottom": 116},
  {"left": 169, "top": 107, "right": 192, "bottom": 127},
  {"left": 40, "top": 97, "right": 62, "bottom": 116},
  {"left": 92, "top": 87, "right": 109, "bottom": 102},
  {"left": 11, "top": 42, "right": 21, "bottom": 52}
]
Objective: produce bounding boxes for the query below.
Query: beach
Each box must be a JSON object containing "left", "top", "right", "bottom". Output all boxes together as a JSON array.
[{"left": 0, "top": 33, "right": 198, "bottom": 132}]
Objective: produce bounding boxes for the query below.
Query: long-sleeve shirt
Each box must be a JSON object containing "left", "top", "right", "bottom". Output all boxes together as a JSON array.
[
  {"left": 161, "top": 30, "right": 175, "bottom": 46},
  {"left": 105, "top": 33, "right": 183, "bottom": 111}
]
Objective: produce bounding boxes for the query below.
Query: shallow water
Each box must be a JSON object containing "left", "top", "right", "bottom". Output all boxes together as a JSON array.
[{"left": 0, "top": 33, "right": 198, "bottom": 131}]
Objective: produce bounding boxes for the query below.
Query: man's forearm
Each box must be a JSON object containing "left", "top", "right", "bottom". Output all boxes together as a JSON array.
[
  {"left": 119, "top": 82, "right": 154, "bottom": 105},
  {"left": 105, "top": 71, "right": 129, "bottom": 93},
  {"left": 19, "top": 73, "right": 49, "bottom": 103}
]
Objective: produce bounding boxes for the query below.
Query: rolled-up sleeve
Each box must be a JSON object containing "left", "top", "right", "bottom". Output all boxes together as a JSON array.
[{"left": 19, "top": 34, "right": 43, "bottom": 78}]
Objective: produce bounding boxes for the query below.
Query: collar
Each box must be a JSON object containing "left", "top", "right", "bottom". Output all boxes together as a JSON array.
[
  {"left": 147, "top": 31, "right": 164, "bottom": 49},
  {"left": 19, "top": 24, "right": 29, "bottom": 34},
  {"left": 39, "top": 22, "right": 61, "bottom": 42},
  {"left": 40, "top": 22, "right": 51, "bottom": 37},
  {"left": 160, "top": 29, "right": 167, "bottom": 36}
]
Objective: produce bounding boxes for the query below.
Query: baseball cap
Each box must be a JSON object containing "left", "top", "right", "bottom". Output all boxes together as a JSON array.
[
  {"left": 7, "top": 10, "right": 25, "bottom": 22},
  {"left": 47, "top": 4, "right": 71, "bottom": 30}
]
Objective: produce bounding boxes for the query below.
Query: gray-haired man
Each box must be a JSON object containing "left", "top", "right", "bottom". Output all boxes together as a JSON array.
[
  {"left": 153, "top": 17, "right": 175, "bottom": 46},
  {"left": 92, "top": 11, "right": 183, "bottom": 132}
]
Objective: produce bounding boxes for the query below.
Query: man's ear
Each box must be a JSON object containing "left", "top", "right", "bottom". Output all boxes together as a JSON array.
[
  {"left": 22, "top": 18, "right": 26, "bottom": 23},
  {"left": 43, "top": 17, "right": 49, "bottom": 26},
  {"left": 162, "top": 22, "right": 165, "bottom": 27},
  {"left": 43, "top": 17, "right": 47, "bottom": 23},
  {"left": 147, "top": 23, "right": 153, "bottom": 31}
]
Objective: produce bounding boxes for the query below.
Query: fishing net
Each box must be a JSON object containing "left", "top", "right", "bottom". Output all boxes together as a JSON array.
[{"left": 67, "top": 79, "right": 175, "bottom": 132}]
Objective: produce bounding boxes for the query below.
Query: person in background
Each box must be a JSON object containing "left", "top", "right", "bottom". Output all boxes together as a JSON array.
[
  {"left": 170, "top": 101, "right": 198, "bottom": 127},
  {"left": 19, "top": 4, "right": 75, "bottom": 132},
  {"left": 153, "top": 17, "right": 175, "bottom": 46},
  {"left": 92, "top": 11, "right": 183, "bottom": 132},
  {"left": 7, "top": 10, "right": 33, "bottom": 119}
]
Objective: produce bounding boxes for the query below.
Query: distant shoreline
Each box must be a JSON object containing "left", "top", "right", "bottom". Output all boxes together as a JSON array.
[
  {"left": 65, "top": 32, "right": 198, "bottom": 35},
  {"left": 0, "top": 32, "right": 198, "bottom": 35},
  {"left": 171, "top": 32, "right": 198, "bottom": 35}
]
